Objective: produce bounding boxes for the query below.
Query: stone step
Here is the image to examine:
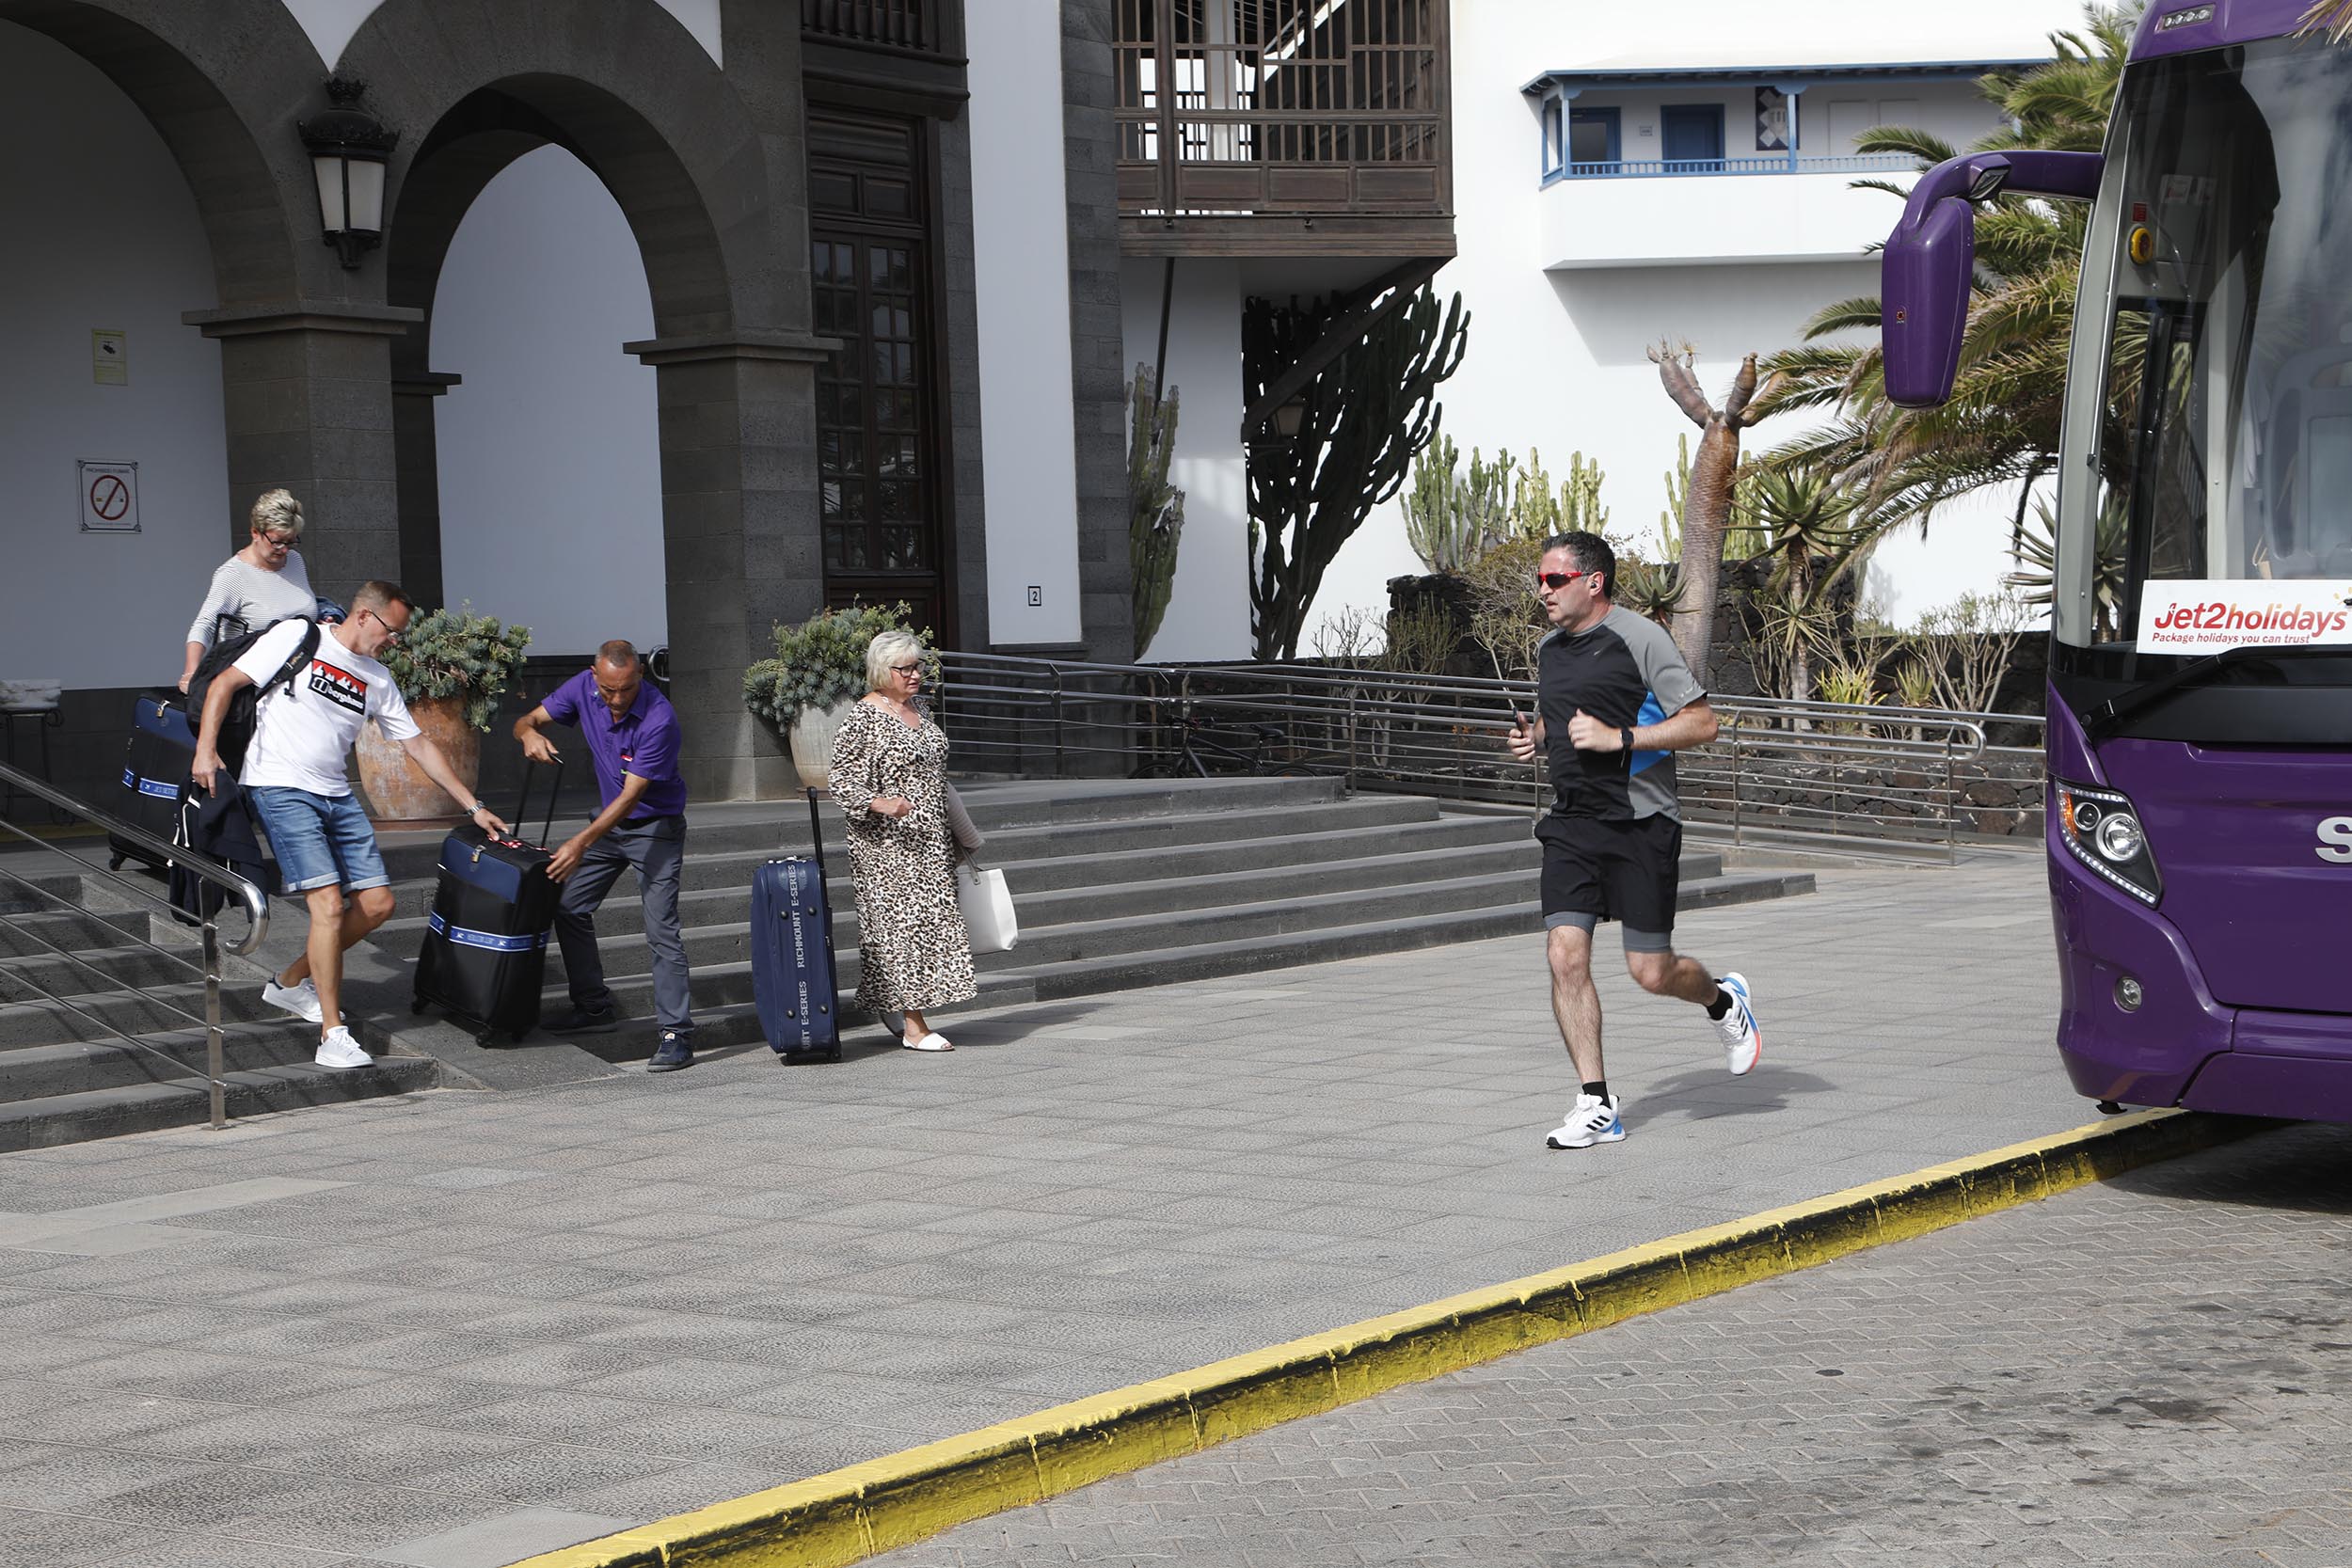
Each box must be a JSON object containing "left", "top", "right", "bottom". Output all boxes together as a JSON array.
[
  {"left": 367, "top": 775, "right": 1367, "bottom": 881},
  {"left": 0, "top": 1016, "right": 333, "bottom": 1104},
  {"left": 0, "top": 944, "right": 207, "bottom": 1006},
  {"left": 0, "top": 1054, "right": 438, "bottom": 1154},
  {"left": 0, "top": 906, "right": 158, "bottom": 958},
  {"left": 572, "top": 868, "right": 1819, "bottom": 1061}
]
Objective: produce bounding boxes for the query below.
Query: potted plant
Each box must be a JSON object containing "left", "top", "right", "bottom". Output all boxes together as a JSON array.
[
  {"left": 355, "top": 604, "right": 532, "bottom": 827},
  {"left": 743, "top": 603, "right": 933, "bottom": 790}
]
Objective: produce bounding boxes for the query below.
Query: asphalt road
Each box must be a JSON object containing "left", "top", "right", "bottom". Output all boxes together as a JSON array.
[{"left": 876, "top": 1120, "right": 2352, "bottom": 1568}]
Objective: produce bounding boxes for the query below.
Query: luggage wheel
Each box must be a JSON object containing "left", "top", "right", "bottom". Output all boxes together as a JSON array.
[
  {"left": 475, "top": 1028, "right": 505, "bottom": 1048},
  {"left": 409, "top": 998, "right": 426, "bottom": 1015},
  {"left": 107, "top": 851, "right": 127, "bottom": 872}
]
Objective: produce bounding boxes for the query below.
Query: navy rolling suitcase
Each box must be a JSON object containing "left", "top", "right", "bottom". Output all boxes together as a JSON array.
[
  {"left": 411, "top": 768, "right": 560, "bottom": 1045},
  {"left": 753, "top": 789, "right": 842, "bottom": 1064},
  {"left": 112, "top": 689, "right": 194, "bottom": 871}
]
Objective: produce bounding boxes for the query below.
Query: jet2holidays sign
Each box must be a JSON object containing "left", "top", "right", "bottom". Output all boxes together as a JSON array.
[{"left": 2137, "top": 580, "right": 2352, "bottom": 655}]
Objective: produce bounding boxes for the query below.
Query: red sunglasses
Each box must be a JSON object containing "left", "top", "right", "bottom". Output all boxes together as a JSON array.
[{"left": 1536, "top": 570, "right": 1590, "bottom": 590}]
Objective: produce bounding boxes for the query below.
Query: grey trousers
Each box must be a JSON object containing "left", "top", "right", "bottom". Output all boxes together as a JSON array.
[{"left": 553, "top": 816, "right": 692, "bottom": 1035}]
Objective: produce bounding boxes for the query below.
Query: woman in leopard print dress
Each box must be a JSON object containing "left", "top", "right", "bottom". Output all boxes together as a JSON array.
[{"left": 827, "top": 631, "right": 977, "bottom": 1049}]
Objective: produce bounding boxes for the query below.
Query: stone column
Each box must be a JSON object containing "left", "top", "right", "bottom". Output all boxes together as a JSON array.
[
  {"left": 625, "top": 331, "right": 833, "bottom": 802},
  {"left": 390, "top": 372, "right": 461, "bottom": 612},
  {"left": 182, "top": 302, "right": 421, "bottom": 599}
]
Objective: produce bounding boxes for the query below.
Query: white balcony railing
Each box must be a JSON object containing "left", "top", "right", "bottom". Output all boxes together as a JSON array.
[{"left": 1546, "top": 151, "right": 1915, "bottom": 183}]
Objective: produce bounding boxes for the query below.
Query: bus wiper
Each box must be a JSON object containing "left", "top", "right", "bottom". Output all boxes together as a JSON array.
[{"left": 2081, "top": 643, "right": 2352, "bottom": 740}]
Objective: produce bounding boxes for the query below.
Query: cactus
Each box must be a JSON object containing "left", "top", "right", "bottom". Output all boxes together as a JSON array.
[
  {"left": 1561, "top": 449, "right": 1609, "bottom": 534},
  {"left": 1401, "top": 432, "right": 1466, "bottom": 572},
  {"left": 1127, "top": 364, "right": 1185, "bottom": 659}
]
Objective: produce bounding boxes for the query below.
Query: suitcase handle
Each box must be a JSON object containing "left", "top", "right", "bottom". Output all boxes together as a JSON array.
[{"left": 515, "top": 759, "right": 562, "bottom": 849}]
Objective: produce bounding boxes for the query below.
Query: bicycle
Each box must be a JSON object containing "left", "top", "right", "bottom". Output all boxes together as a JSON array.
[{"left": 1143, "top": 711, "right": 1329, "bottom": 778}]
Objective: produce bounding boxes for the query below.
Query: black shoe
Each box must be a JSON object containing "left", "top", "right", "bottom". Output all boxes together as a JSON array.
[
  {"left": 545, "top": 1004, "right": 619, "bottom": 1035},
  {"left": 647, "top": 1031, "right": 693, "bottom": 1072}
]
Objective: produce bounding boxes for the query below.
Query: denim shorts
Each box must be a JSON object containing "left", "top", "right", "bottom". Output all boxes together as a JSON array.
[{"left": 247, "top": 786, "right": 389, "bottom": 894}]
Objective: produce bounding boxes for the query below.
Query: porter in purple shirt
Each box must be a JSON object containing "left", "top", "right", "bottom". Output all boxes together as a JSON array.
[{"left": 540, "top": 668, "right": 688, "bottom": 819}]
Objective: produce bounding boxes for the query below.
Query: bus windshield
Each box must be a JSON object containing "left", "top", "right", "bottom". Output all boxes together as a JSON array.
[{"left": 2090, "top": 35, "right": 2352, "bottom": 646}]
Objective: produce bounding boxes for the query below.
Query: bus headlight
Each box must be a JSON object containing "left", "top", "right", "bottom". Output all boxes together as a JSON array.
[{"left": 2057, "top": 781, "right": 2162, "bottom": 906}]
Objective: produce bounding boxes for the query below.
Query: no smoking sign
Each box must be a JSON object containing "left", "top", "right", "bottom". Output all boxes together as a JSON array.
[{"left": 77, "top": 460, "right": 138, "bottom": 533}]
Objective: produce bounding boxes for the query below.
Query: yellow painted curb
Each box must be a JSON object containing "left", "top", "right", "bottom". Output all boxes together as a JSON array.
[{"left": 511, "top": 1107, "right": 2255, "bottom": 1568}]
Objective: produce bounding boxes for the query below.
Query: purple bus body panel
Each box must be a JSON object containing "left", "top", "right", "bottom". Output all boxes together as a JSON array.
[
  {"left": 2044, "top": 686, "right": 2352, "bottom": 1121},
  {"left": 2132, "top": 0, "right": 2312, "bottom": 62}
]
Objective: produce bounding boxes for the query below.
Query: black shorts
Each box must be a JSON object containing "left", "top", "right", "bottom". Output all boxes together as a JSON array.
[{"left": 1536, "top": 814, "right": 1682, "bottom": 950}]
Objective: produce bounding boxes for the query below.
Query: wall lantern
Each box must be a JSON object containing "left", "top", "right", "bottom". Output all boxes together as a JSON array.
[
  {"left": 298, "top": 78, "right": 398, "bottom": 269},
  {"left": 1271, "top": 398, "right": 1307, "bottom": 439}
]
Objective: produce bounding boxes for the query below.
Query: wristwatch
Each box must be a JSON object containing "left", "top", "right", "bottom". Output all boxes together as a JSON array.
[
  {"left": 1618, "top": 726, "right": 1635, "bottom": 754},
  {"left": 466, "top": 799, "right": 487, "bottom": 816}
]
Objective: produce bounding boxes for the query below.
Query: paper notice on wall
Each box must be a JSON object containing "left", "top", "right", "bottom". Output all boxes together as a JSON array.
[
  {"left": 91, "top": 329, "right": 126, "bottom": 387},
  {"left": 2137, "top": 580, "right": 2352, "bottom": 654}
]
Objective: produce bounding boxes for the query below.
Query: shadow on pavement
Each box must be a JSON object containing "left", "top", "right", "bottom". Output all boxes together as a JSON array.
[
  {"left": 1634, "top": 1062, "right": 1838, "bottom": 1121},
  {"left": 2106, "top": 1118, "right": 2351, "bottom": 1213}
]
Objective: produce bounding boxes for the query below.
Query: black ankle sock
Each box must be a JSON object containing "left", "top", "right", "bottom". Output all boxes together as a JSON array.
[
  {"left": 1706, "top": 989, "right": 1733, "bottom": 1021},
  {"left": 1581, "top": 1080, "right": 1609, "bottom": 1102}
]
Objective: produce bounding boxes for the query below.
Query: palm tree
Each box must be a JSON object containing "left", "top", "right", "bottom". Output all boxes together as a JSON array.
[
  {"left": 1743, "top": 467, "right": 1874, "bottom": 705},
  {"left": 1754, "top": 5, "right": 2141, "bottom": 546}
]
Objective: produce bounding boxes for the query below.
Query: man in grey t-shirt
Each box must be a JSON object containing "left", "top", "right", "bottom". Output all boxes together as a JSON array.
[{"left": 1502, "top": 531, "right": 1763, "bottom": 1150}]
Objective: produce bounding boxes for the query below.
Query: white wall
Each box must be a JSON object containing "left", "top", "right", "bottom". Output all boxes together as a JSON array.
[
  {"left": 967, "top": 0, "right": 1083, "bottom": 647},
  {"left": 431, "top": 147, "right": 666, "bottom": 657},
  {"left": 1304, "top": 0, "right": 2087, "bottom": 650},
  {"left": 282, "top": 0, "right": 722, "bottom": 70},
  {"left": 1121, "top": 258, "right": 1251, "bottom": 662},
  {"left": 0, "top": 22, "right": 230, "bottom": 690}
]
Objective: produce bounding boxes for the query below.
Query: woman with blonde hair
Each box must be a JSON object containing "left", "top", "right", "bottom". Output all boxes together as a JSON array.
[
  {"left": 179, "top": 488, "right": 340, "bottom": 690},
  {"left": 827, "top": 629, "right": 977, "bottom": 1050}
]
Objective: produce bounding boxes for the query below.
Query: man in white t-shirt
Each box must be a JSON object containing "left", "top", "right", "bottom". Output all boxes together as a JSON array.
[{"left": 191, "top": 580, "right": 505, "bottom": 1070}]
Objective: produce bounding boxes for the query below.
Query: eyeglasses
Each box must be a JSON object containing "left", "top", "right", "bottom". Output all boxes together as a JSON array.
[
  {"left": 891, "top": 663, "right": 925, "bottom": 679},
  {"left": 360, "top": 608, "right": 405, "bottom": 646},
  {"left": 1536, "top": 570, "right": 1590, "bottom": 590},
  {"left": 258, "top": 532, "right": 296, "bottom": 549}
]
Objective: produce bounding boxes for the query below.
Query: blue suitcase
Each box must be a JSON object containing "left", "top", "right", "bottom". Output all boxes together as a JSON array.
[
  {"left": 753, "top": 789, "right": 842, "bottom": 1064},
  {"left": 111, "top": 689, "right": 194, "bottom": 871},
  {"left": 410, "top": 768, "right": 560, "bottom": 1046}
]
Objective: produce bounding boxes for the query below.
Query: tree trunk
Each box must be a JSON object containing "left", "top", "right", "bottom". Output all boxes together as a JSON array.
[{"left": 1673, "top": 418, "right": 1741, "bottom": 674}]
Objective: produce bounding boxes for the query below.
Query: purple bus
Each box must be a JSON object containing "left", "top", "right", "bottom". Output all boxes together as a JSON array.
[{"left": 1884, "top": 0, "right": 2352, "bottom": 1119}]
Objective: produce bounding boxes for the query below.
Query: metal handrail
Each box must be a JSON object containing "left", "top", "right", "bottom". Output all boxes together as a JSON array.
[
  {"left": 931, "top": 651, "right": 2046, "bottom": 862},
  {"left": 0, "top": 758, "right": 270, "bottom": 1130}
]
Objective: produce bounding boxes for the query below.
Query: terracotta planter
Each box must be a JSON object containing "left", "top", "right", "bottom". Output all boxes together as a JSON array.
[
  {"left": 357, "top": 694, "right": 480, "bottom": 829},
  {"left": 788, "top": 698, "right": 861, "bottom": 792}
]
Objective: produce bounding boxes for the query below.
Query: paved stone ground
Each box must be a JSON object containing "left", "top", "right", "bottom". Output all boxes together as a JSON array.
[
  {"left": 0, "top": 858, "right": 2084, "bottom": 1566},
  {"left": 876, "top": 1121, "right": 2352, "bottom": 1568}
]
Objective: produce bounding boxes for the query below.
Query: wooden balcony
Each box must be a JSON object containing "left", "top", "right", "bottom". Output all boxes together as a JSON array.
[
  {"left": 1115, "top": 0, "right": 1454, "bottom": 258},
  {"left": 801, "top": 0, "right": 954, "bottom": 55}
]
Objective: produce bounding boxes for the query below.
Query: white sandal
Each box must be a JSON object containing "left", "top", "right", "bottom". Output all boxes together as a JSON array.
[{"left": 901, "top": 1032, "right": 954, "bottom": 1052}]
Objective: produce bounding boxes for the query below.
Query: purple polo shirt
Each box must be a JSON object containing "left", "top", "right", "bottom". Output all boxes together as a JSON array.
[{"left": 541, "top": 670, "right": 688, "bottom": 818}]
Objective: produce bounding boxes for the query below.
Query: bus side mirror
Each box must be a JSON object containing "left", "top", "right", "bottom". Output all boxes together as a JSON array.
[
  {"left": 1883, "top": 193, "right": 1975, "bottom": 408},
  {"left": 1882, "top": 151, "right": 2105, "bottom": 409}
]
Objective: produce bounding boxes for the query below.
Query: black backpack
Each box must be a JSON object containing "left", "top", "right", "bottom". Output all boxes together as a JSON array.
[{"left": 187, "top": 617, "right": 322, "bottom": 774}]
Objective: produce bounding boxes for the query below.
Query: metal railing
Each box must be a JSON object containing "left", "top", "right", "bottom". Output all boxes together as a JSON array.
[
  {"left": 800, "top": 0, "right": 947, "bottom": 55},
  {"left": 1547, "top": 152, "right": 1916, "bottom": 182},
  {"left": 930, "top": 652, "right": 2045, "bottom": 863},
  {"left": 0, "top": 761, "right": 269, "bottom": 1131}
]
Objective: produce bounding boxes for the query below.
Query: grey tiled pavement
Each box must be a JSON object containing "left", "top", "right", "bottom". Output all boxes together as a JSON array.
[
  {"left": 875, "top": 1121, "right": 2352, "bottom": 1568},
  {"left": 0, "top": 858, "right": 2084, "bottom": 1565}
]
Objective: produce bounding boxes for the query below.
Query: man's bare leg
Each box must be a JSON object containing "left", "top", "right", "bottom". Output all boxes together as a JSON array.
[
  {"left": 283, "top": 886, "right": 396, "bottom": 1034},
  {"left": 1625, "top": 948, "right": 1719, "bottom": 1007},
  {"left": 1546, "top": 923, "right": 1605, "bottom": 1085}
]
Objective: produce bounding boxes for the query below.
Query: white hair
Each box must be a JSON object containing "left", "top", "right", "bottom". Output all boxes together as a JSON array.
[{"left": 866, "top": 629, "right": 926, "bottom": 693}]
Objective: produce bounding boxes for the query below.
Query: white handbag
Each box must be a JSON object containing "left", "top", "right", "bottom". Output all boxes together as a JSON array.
[{"left": 956, "top": 863, "right": 1018, "bottom": 953}]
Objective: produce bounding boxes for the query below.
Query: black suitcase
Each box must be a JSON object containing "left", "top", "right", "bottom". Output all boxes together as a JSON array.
[
  {"left": 753, "top": 789, "right": 843, "bottom": 1064},
  {"left": 410, "top": 768, "right": 560, "bottom": 1046},
  {"left": 112, "top": 689, "right": 193, "bottom": 871}
]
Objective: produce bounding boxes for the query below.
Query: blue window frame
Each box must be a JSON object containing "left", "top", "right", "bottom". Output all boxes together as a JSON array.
[
  {"left": 1541, "top": 92, "right": 1566, "bottom": 181},
  {"left": 1661, "top": 103, "right": 1725, "bottom": 172},
  {"left": 1567, "top": 106, "right": 1620, "bottom": 174}
]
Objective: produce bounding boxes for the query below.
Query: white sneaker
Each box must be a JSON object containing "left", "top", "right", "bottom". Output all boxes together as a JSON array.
[
  {"left": 262, "top": 977, "right": 323, "bottom": 1024},
  {"left": 1546, "top": 1092, "right": 1625, "bottom": 1149},
  {"left": 314, "top": 1027, "right": 373, "bottom": 1071},
  {"left": 1714, "top": 973, "right": 1761, "bottom": 1076}
]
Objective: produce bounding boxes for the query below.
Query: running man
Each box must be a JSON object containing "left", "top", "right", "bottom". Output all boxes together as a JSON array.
[
  {"left": 191, "top": 580, "right": 504, "bottom": 1070},
  {"left": 1503, "top": 531, "right": 1761, "bottom": 1149}
]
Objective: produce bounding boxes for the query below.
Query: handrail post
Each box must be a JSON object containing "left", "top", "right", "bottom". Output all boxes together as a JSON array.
[
  {"left": 202, "top": 921, "right": 226, "bottom": 1132},
  {"left": 1051, "top": 665, "right": 1067, "bottom": 780},
  {"left": 1945, "top": 730, "right": 1960, "bottom": 865}
]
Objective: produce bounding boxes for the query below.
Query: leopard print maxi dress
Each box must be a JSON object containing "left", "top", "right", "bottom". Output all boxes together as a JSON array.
[{"left": 826, "top": 699, "right": 977, "bottom": 1014}]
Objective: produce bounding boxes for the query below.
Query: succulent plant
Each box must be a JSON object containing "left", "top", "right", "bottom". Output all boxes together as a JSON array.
[
  {"left": 741, "top": 602, "right": 937, "bottom": 731},
  {"left": 380, "top": 604, "right": 532, "bottom": 732}
]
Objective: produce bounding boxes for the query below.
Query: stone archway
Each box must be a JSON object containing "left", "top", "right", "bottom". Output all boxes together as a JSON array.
[{"left": 344, "top": 0, "right": 830, "bottom": 799}]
